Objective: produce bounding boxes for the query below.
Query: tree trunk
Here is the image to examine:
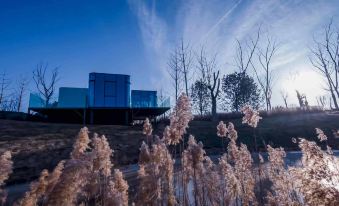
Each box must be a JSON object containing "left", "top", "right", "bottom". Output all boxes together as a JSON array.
[
  {"left": 330, "top": 90, "right": 339, "bottom": 109},
  {"left": 211, "top": 96, "right": 217, "bottom": 121},
  {"left": 184, "top": 74, "right": 188, "bottom": 96},
  {"left": 328, "top": 80, "right": 339, "bottom": 109}
]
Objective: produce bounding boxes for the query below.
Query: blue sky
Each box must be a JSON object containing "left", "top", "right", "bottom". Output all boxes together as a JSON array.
[{"left": 1, "top": 0, "right": 339, "bottom": 110}]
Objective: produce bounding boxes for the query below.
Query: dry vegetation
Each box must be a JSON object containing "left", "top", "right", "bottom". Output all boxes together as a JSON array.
[{"left": 1, "top": 94, "right": 339, "bottom": 205}]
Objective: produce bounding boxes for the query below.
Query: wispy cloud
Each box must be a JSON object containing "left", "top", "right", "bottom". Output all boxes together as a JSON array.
[{"left": 129, "top": 0, "right": 339, "bottom": 106}]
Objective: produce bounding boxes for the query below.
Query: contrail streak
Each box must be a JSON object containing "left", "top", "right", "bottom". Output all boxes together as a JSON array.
[{"left": 196, "top": 0, "right": 242, "bottom": 46}]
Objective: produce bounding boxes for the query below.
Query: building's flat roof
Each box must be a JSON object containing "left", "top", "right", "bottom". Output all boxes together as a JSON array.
[{"left": 89, "top": 72, "right": 130, "bottom": 77}]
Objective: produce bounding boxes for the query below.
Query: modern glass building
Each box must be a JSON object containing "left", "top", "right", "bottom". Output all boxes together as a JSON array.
[{"left": 28, "top": 73, "right": 170, "bottom": 125}]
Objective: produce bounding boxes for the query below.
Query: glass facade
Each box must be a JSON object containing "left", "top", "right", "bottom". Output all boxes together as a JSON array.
[
  {"left": 131, "top": 90, "right": 157, "bottom": 108},
  {"left": 58, "top": 87, "right": 88, "bottom": 108},
  {"left": 28, "top": 73, "right": 170, "bottom": 110}
]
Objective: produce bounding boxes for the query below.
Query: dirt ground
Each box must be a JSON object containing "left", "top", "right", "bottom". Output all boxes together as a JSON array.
[{"left": 1, "top": 111, "right": 339, "bottom": 185}]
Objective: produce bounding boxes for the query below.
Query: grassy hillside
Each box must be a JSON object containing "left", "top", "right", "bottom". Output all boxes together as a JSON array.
[
  {"left": 188, "top": 112, "right": 339, "bottom": 153},
  {"left": 1, "top": 111, "right": 339, "bottom": 185}
]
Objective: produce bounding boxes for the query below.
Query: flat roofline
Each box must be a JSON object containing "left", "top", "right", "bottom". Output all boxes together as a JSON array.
[
  {"left": 131, "top": 90, "right": 157, "bottom": 92},
  {"left": 89, "top": 72, "right": 130, "bottom": 77}
]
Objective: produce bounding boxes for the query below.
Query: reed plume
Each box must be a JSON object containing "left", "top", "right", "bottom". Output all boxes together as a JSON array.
[
  {"left": 164, "top": 94, "right": 193, "bottom": 145},
  {"left": 0, "top": 151, "right": 13, "bottom": 205}
]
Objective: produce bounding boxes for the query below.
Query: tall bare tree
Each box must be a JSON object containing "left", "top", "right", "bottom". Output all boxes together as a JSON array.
[
  {"left": 15, "top": 76, "right": 29, "bottom": 112},
  {"left": 0, "top": 71, "right": 10, "bottom": 110},
  {"left": 280, "top": 90, "right": 288, "bottom": 108},
  {"left": 310, "top": 20, "right": 339, "bottom": 109},
  {"left": 168, "top": 48, "right": 182, "bottom": 103},
  {"left": 33, "top": 62, "right": 59, "bottom": 107},
  {"left": 252, "top": 35, "right": 278, "bottom": 111},
  {"left": 197, "top": 48, "right": 220, "bottom": 120},
  {"left": 178, "top": 40, "right": 192, "bottom": 96}
]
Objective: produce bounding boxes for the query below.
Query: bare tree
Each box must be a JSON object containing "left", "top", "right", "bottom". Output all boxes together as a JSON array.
[
  {"left": 310, "top": 20, "right": 339, "bottom": 109},
  {"left": 316, "top": 95, "right": 327, "bottom": 109},
  {"left": 280, "top": 90, "right": 288, "bottom": 108},
  {"left": 296, "top": 90, "right": 308, "bottom": 109},
  {"left": 252, "top": 35, "right": 277, "bottom": 111},
  {"left": 0, "top": 71, "right": 10, "bottom": 110},
  {"left": 235, "top": 28, "right": 260, "bottom": 73},
  {"left": 33, "top": 62, "right": 59, "bottom": 107},
  {"left": 14, "top": 76, "right": 29, "bottom": 112},
  {"left": 178, "top": 40, "right": 193, "bottom": 96},
  {"left": 2, "top": 98, "right": 17, "bottom": 112},
  {"left": 168, "top": 48, "right": 182, "bottom": 103},
  {"left": 197, "top": 48, "right": 220, "bottom": 120}
]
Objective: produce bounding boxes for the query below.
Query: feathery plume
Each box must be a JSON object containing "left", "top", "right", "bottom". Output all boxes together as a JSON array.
[
  {"left": 182, "top": 135, "right": 206, "bottom": 205},
  {"left": 266, "top": 145, "right": 298, "bottom": 205},
  {"left": 136, "top": 137, "right": 175, "bottom": 205},
  {"left": 315, "top": 128, "right": 327, "bottom": 142},
  {"left": 105, "top": 169, "right": 129, "bottom": 206},
  {"left": 258, "top": 153, "right": 264, "bottom": 164},
  {"left": 44, "top": 160, "right": 65, "bottom": 197},
  {"left": 291, "top": 137, "right": 297, "bottom": 143},
  {"left": 164, "top": 94, "right": 193, "bottom": 145},
  {"left": 45, "top": 159, "right": 93, "bottom": 206},
  {"left": 92, "top": 134, "right": 113, "bottom": 177},
  {"left": 219, "top": 154, "right": 242, "bottom": 204},
  {"left": 143, "top": 118, "right": 153, "bottom": 136},
  {"left": 0, "top": 151, "right": 12, "bottom": 186},
  {"left": 138, "top": 141, "right": 151, "bottom": 165},
  {"left": 45, "top": 127, "right": 94, "bottom": 205},
  {"left": 235, "top": 144, "right": 257, "bottom": 206},
  {"left": 217, "top": 121, "right": 228, "bottom": 137},
  {"left": 17, "top": 170, "right": 49, "bottom": 206},
  {"left": 71, "top": 127, "right": 91, "bottom": 159},
  {"left": 327, "top": 145, "right": 333, "bottom": 155},
  {"left": 227, "top": 122, "right": 238, "bottom": 141},
  {"left": 289, "top": 138, "right": 339, "bottom": 205},
  {"left": 241, "top": 105, "right": 262, "bottom": 128},
  {"left": 0, "top": 151, "right": 13, "bottom": 205}
]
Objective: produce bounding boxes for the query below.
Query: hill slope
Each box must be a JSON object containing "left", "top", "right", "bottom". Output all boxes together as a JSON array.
[{"left": 1, "top": 111, "right": 339, "bottom": 184}]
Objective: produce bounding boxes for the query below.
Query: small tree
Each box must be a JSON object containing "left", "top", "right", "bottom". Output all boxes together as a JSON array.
[
  {"left": 15, "top": 76, "right": 29, "bottom": 112},
  {"left": 280, "top": 90, "right": 289, "bottom": 108},
  {"left": 252, "top": 35, "right": 278, "bottom": 111},
  {"left": 316, "top": 96, "right": 327, "bottom": 109},
  {"left": 190, "top": 80, "right": 210, "bottom": 115},
  {"left": 222, "top": 72, "right": 261, "bottom": 112},
  {"left": 168, "top": 48, "right": 182, "bottom": 103},
  {"left": 178, "top": 40, "right": 192, "bottom": 96},
  {"left": 296, "top": 90, "right": 309, "bottom": 109},
  {"left": 0, "top": 71, "right": 10, "bottom": 110},
  {"left": 32, "top": 62, "right": 59, "bottom": 107},
  {"left": 196, "top": 48, "right": 220, "bottom": 120}
]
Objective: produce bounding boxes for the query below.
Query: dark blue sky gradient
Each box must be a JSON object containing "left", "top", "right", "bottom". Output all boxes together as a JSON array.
[
  {"left": 0, "top": 0, "right": 153, "bottom": 93},
  {"left": 1, "top": 0, "right": 339, "bottom": 109}
]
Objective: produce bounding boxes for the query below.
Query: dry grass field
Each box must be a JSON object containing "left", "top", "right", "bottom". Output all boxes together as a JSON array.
[{"left": 1, "top": 111, "right": 339, "bottom": 186}]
